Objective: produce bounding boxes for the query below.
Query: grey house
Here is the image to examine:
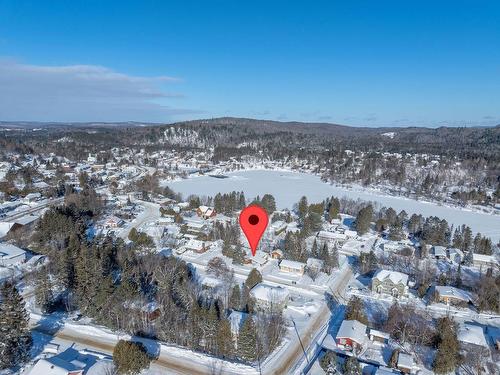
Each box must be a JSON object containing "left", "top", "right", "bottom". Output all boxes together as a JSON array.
[{"left": 371, "top": 269, "right": 409, "bottom": 298}]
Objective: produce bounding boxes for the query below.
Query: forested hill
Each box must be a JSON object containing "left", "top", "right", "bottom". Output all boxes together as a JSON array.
[
  {"left": 1, "top": 117, "right": 499, "bottom": 159},
  {"left": 169, "top": 117, "right": 500, "bottom": 154}
]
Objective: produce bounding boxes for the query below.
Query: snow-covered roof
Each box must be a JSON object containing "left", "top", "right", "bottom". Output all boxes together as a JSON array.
[
  {"left": 252, "top": 251, "right": 268, "bottom": 266},
  {"left": 198, "top": 205, "right": 215, "bottom": 216},
  {"left": 397, "top": 353, "right": 414, "bottom": 369},
  {"left": 375, "top": 367, "right": 400, "bottom": 375},
  {"left": 186, "top": 239, "right": 204, "bottom": 247},
  {"left": 373, "top": 269, "right": 409, "bottom": 286},
  {"left": 432, "top": 246, "right": 447, "bottom": 256},
  {"left": 447, "top": 247, "right": 464, "bottom": 256},
  {"left": 201, "top": 276, "right": 221, "bottom": 288},
  {"left": 280, "top": 259, "right": 306, "bottom": 270},
  {"left": 306, "top": 257, "right": 324, "bottom": 268},
  {"left": 0, "top": 242, "right": 26, "bottom": 259},
  {"left": 13, "top": 214, "right": 40, "bottom": 226},
  {"left": 457, "top": 323, "right": 488, "bottom": 347},
  {"left": 28, "top": 357, "right": 83, "bottom": 375},
  {"left": 317, "top": 231, "right": 346, "bottom": 240},
  {"left": 369, "top": 329, "right": 390, "bottom": 339},
  {"left": 473, "top": 253, "right": 498, "bottom": 265},
  {"left": 435, "top": 286, "right": 472, "bottom": 302},
  {"left": 250, "top": 283, "right": 290, "bottom": 303},
  {"left": 336, "top": 319, "right": 367, "bottom": 344}
]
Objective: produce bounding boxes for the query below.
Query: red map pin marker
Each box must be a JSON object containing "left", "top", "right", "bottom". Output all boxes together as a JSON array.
[{"left": 239, "top": 205, "right": 268, "bottom": 256}]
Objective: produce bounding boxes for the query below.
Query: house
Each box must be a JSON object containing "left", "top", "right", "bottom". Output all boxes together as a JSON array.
[
  {"left": 457, "top": 323, "right": 488, "bottom": 348},
  {"left": 104, "top": 215, "right": 124, "bottom": 228},
  {"left": 141, "top": 302, "right": 161, "bottom": 322},
  {"left": 196, "top": 205, "right": 216, "bottom": 219},
  {"left": 335, "top": 319, "right": 367, "bottom": 352},
  {"left": 375, "top": 367, "right": 401, "bottom": 375},
  {"left": 317, "top": 231, "right": 347, "bottom": 245},
  {"left": 382, "top": 242, "right": 407, "bottom": 253},
  {"left": 433, "top": 286, "right": 473, "bottom": 306},
  {"left": 21, "top": 192, "right": 42, "bottom": 204},
  {"left": 185, "top": 220, "right": 208, "bottom": 234},
  {"left": 447, "top": 247, "right": 464, "bottom": 263},
  {"left": 250, "top": 251, "right": 269, "bottom": 267},
  {"left": 371, "top": 269, "right": 409, "bottom": 298},
  {"left": 185, "top": 239, "right": 209, "bottom": 253},
  {"left": 368, "top": 328, "right": 390, "bottom": 344},
  {"left": 271, "top": 249, "right": 283, "bottom": 259},
  {"left": 250, "top": 283, "right": 290, "bottom": 310},
  {"left": 271, "top": 220, "right": 287, "bottom": 235},
  {"left": 431, "top": 245, "right": 447, "bottom": 259},
  {"left": 1, "top": 214, "right": 40, "bottom": 237},
  {"left": 306, "top": 257, "right": 324, "bottom": 273},
  {"left": 472, "top": 253, "right": 498, "bottom": 269},
  {"left": 0, "top": 242, "right": 27, "bottom": 266},
  {"left": 279, "top": 259, "right": 306, "bottom": 276},
  {"left": 397, "top": 353, "right": 415, "bottom": 374},
  {"left": 28, "top": 357, "right": 84, "bottom": 375}
]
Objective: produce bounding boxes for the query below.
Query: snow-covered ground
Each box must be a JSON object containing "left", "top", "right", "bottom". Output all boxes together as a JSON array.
[{"left": 167, "top": 170, "right": 500, "bottom": 242}]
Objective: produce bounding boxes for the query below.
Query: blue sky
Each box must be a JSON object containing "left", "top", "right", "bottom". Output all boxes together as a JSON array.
[{"left": 0, "top": 1, "right": 499, "bottom": 126}]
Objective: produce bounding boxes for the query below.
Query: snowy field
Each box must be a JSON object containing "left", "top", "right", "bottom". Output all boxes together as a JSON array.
[{"left": 167, "top": 170, "right": 500, "bottom": 242}]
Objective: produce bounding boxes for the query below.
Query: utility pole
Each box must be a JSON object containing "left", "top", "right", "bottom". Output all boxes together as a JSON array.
[{"left": 292, "top": 318, "right": 309, "bottom": 365}]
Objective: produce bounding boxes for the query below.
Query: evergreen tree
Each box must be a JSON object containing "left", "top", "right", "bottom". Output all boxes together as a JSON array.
[
  {"left": 229, "top": 285, "right": 242, "bottom": 311},
  {"left": 462, "top": 226, "right": 472, "bottom": 252},
  {"left": 232, "top": 243, "right": 245, "bottom": 265},
  {"left": 260, "top": 194, "right": 276, "bottom": 214},
  {"left": 216, "top": 318, "right": 234, "bottom": 359},
  {"left": 0, "top": 282, "right": 33, "bottom": 370},
  {"left": 343, "top": 356, "right": 362, "bottom": 375},
  {"left": 113, "top": 340, "right": 151, "bottom": 375},
  {"left": 455, "top": 265, "right": 463, "bottom": 288},
  {"left": 329, "top": 244, "right": 339, "bottom": 269},
  {"left": 328, "top": 197, "right": 340, "bottom": 221},
  {"left": 237, "top": 315, "right": 258, "bottom": 361},
  {"left": 345, "top": 296, "right": 368, "bottom": 325},
  {"left": 35, "top": 270, "right": 53, "bottom": 313},
  {"left": 355, "top": 205, "right": 373, "bottom": 235},
  {"left": 297, "top": 196, "right": 308, "bottom": 222},
  {"left": 433, "top": 317, "right": 460, "bottom": 374},
  {"left": 311, "top": 239, "right": 319, "bottom": 258},
  {"left": 245, "top": 269, "right": 262, "bottom": 290}
]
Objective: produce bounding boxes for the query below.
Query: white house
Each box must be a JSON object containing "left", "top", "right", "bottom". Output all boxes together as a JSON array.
[
  {"left": 21, "top": 192, "right": 42, "bottom": 205},
  {"left": 317, "top": 231, "right": 347, "bottom": 245},
  {"left": 0, "top": 242, "right": 27, "bottom": 266},
  {"left": 184, "top": 239, "right": 210, "bottom": 253},
  {"left": 434, "top": 286, "right": 473, "bottom": 306},
  {"left": 279, "top": 259, "right": 306, "bottom": 276},
  {"left": 457, "top": 323, "right": 488, "bottom": 348},
  {"left": 250, "top": 283, "right": 290, "bottom": 310},
  {"left": 28, "top": 357, "right": 84, "bottom": 375},
  {"left": 306, "top": 257, "right": 324, "bottom": 272},
  {"left": 431, "top": 245, "right": 447, "bottom": 259},
  {"left": 472, "top": 253, "right": 498, "bottom": 269}
]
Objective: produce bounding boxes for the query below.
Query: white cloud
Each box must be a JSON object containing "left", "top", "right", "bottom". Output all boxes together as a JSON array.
[{"left": 0, "top": 59, "right": 201, "bottom": 122}]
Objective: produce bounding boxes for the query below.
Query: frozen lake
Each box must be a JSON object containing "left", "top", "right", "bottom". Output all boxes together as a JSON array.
[{"left": 168, "top": 170, "right": 500, "bottom": 242}]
